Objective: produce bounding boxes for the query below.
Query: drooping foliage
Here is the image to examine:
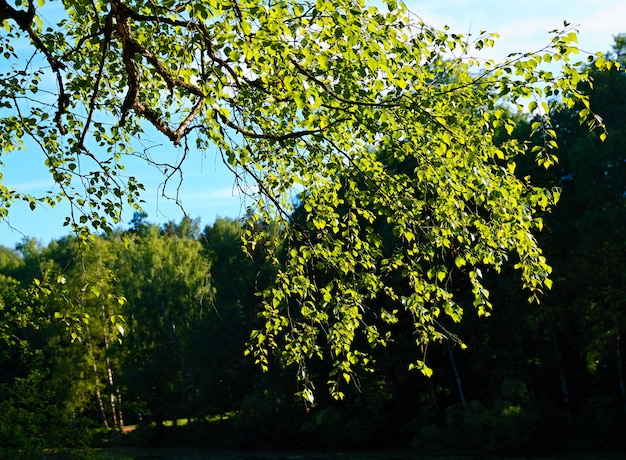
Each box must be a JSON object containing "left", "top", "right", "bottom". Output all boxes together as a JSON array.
[{"left": 0, "top": 0, "right": 619, "bottom": 402}]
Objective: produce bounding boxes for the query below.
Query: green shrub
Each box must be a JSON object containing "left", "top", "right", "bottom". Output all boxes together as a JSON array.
[{"left": 0, "top": 371, "right": 94, "bottom": 459}]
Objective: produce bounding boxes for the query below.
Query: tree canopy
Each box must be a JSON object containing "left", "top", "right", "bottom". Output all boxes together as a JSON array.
[{"left": 0, "top": 0, "right": 619, "bottom": 398}]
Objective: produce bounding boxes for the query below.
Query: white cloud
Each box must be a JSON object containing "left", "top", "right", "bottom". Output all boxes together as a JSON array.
[
  {"left": 9, "top": 179, "right": 56, "bottom": 192},
  {"left": 404, "top": 0, "right": 626, "bottom": 61}
]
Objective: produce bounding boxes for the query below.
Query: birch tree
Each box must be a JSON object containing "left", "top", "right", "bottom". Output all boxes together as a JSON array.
[{"left": 0, "top": 0, "right": 616, "bottom": 397}]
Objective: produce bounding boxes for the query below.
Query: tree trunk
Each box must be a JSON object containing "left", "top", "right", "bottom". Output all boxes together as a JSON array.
[
  {"left": 98, "top": 304, "right": 126, "bottom": 429},
  {"left": 105, "top": 355, "right": 122, "bottom": 428},
  {"left": 92, "top": 361, "right": 109, "bottom": 429},
  {"left": 552, "top": 329, "right": 572, "bottom": 421},
  {"left": 103, "top": 327, "right": 124, "bottom": 429},
  {"left": 115, "top": 383, "right": 125, "bottom": 428},
  {"left": 448, "top": 342, "right": 466, "bottom": 406},
  {"left": 615, "top": 327, "right": 626, "bottom": 412}
]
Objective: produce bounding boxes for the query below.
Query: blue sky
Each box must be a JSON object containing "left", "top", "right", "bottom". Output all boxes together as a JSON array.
[
  {"left": 1, "top": 0, "right": 625, "bottom": 247},
  {"left": 409, "top": 0, "right": 625, "bottom": 60}
]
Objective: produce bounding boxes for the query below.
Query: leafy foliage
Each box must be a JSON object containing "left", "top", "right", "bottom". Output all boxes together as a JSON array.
[{"left": 0, "top": 0, "right": 619, "bottom": 403}]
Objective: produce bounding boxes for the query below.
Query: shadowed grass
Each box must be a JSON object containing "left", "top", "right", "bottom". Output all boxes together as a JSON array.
[{"left": 95, "top": 449, "right": 626, "bottom": 460}]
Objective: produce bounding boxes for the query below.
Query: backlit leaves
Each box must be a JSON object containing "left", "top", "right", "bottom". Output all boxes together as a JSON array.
[{"left": 0, "top": 0, "right": 616, "bottom": 398}]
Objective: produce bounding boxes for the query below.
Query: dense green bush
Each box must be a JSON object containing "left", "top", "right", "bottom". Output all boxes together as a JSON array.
[{"left": 0, "top": 370, "right": 95, "bottom": 459}]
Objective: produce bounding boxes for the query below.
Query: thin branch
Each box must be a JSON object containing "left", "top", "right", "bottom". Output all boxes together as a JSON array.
[
  {"left": 80, "top": 11, "right": 114, "bottom": 147},
  {"left": 53, "top": 66, "right": 70, "bottom": 135},
  {"left": 214, "top": 108, "right": 347, "bottom": 141},
  {"left": 1, "top": 0, "right": 70, "bottom": 133},
  {"left": 237, "top": 160, "right": 294, "bottom": 224},
  {"left": 177, "top": 99, "right": 205, "bottom": 138},
  {"left": 139, "top": 45, "right": 204, "bottom": 97},
  {"left": 118, "top": 1, "right": 194, "bottom": 28},
  {"left": 289, "top": 57, "right": 402, "bottom": 109},
  {"left": 132, "top": 100, "right": 204, "bottom": 145}
]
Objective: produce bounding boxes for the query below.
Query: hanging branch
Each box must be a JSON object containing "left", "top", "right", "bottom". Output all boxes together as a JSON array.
[{"left": 80, "top": 11, "right": 115, "bottom": 148}]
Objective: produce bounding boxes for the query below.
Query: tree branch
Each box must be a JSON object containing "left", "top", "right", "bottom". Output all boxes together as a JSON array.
[
  {"left": 1, "top": 0, "right": 69, "bottom": 133},
  {"left": 0, "top": 0, "right": 35, "bottom": 30},
  {"left": 289, "top": 57, "right": 402, "bottom": 108},
  {"left": 80, "top": 11, "right": 114, "bottom": 147},
  {"left": 109, "top": 0, "right": 205, "bottom": 138},
  {"left": 110, "top": 0, "right": 139, "bottom": 125},
  {"left": 133, "top": 99, "right": 205, "bottom": 145},
  {"left": 214, "top": 107, "right": 347, "bottom": 141}
]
